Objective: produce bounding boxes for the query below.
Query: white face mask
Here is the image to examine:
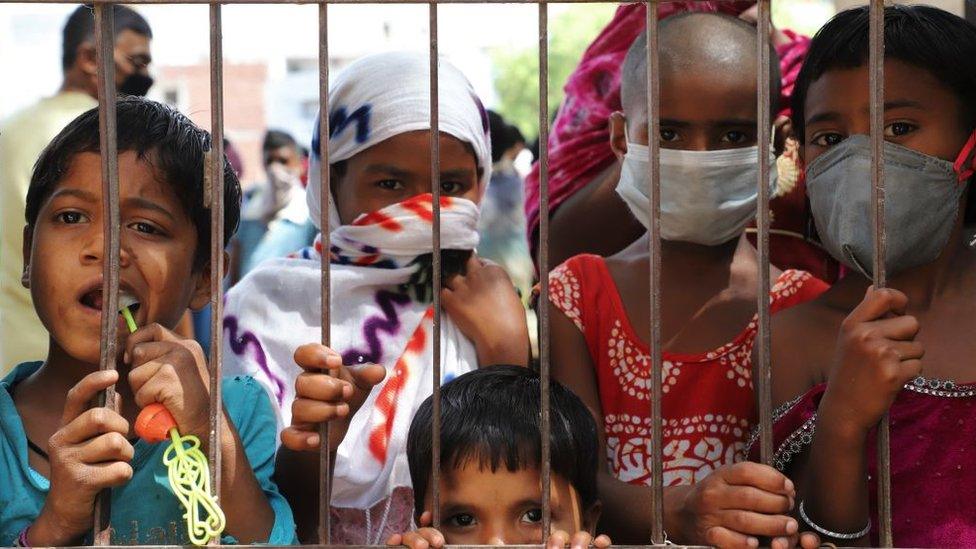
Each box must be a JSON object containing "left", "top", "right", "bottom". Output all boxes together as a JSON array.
[{"left": 616, "top": 142, "right": 776, "bottom": 245}]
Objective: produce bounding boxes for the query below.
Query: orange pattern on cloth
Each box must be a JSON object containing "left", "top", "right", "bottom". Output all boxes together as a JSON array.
[{"left": 549, "top": 255, "right": 828, "bottom": 485}]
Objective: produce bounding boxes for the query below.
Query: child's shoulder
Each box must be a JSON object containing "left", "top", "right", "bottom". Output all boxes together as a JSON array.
[{"left": 218, "top": 374, "right": 278, "bottom": 431}]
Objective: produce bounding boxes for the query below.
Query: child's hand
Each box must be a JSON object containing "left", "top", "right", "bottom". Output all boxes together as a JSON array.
[
  {"left": 125, "top": 323, "right": 212, "bottom": 440},
  {"left": 442, "top": 254, "right": 529, "bottom": 366},
  {"left": 676, "top": 462, "right": 798, "bottom": 548},
  {"left": 31, "top": 370, "right": 133, "bottom": 546},
  {"left": 546, "top": 529, "right": 611, "bottom": 549},
  {"left": 822, "top": 287, "right": 923, "bottom": 436},
  {"left": 386, "top": 512, "right": 445, "bottom": 549},
  {"left": 280, "top": 343, "right": 386, "bottom": 452}
]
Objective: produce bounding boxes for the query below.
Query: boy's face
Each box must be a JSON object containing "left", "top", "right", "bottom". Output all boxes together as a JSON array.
[
  {"left": 802, "top": 60, "right": 970, "bottom": 167},
  {"left": 333, "top": 130, "right": 481, "bottom": 224},
  {"left": 24, "top": 151, "right": 211, "bottom": 364},
  {"left": 422, "top": 461, "right": 599, "bottom": 545},
  {"left": 610, "top": 66, "right": 759, "bottom": 155}
]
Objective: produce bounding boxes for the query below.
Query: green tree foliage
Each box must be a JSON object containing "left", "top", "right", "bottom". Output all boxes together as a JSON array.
[{"left": 491, "top": 4, "right": 617, "bottom": 141}]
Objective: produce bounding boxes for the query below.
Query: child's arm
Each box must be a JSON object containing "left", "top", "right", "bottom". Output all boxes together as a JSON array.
[
  {"left": 442, "top": 254, "right": 530, "bottom": 366},
  {"left": 550, "top": 302, "right": 801, "bottom": 548},
  {"left": 125, "top": 324, "right": 276, "bottom": 543},
  {"left": 27, "top": 370, "right": 133, "bottom": 546},
  {"left": 275, "top": 343, "right": 386, "bottom": 541},
  {"left": 797, "top": 288, "right": 922, "bottom": 544}
]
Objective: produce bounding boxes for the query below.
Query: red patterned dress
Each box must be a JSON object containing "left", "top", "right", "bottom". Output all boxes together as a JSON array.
[{"left": 549, "top": 254, "right": 828, "bottom": 486}]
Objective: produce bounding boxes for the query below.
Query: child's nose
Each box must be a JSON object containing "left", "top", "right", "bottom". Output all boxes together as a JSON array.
[{"left": 80, "top": 228, "right": 133, "bottom": 267}]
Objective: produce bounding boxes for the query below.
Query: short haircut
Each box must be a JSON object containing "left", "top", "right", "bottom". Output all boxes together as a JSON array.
[
  {"left": 621, "top": 12, "right": 781, "bottom": 123},
  {"left": 62, "top": 4, "right": 153, "bottom": 72},
  {"left": 262, "top": 129, "right": 299, "bottom": 154},
  {"left": 407, "top": 365, "right": 600, "bottom": 518},
  {"left": 791, "top": 4, "right": 976, "bottom": 223},
  {"left": 26, "top": 97, "right": 242, "bottom": 270}
]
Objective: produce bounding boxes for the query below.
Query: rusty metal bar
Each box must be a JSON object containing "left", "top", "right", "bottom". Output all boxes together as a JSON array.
[
  {"left": 755, "top": 0, "right": 773, "bottom": 466},
  {"left": 537, "top": 0, "right": 552, "bottom": 539},
  {"left": 317, "top": 2, "right": 333, "bottom": 544},
  {"left": 429, "top": 0, "right": 443, "bottom": 530},
  {"left": 92, "top": 4, "right": 119, "bottom": 544},
  {"left": 0, "top": 0, "right": 741, "bottom": 4},
  {"left": 869, "top": 0, "right": 892, "bottom": 545},
  {"left": 207, "top": 2, "right": 226, "bottom": 512},
  {"left": 643, "top": 1, "right": 664, "bottom": 543}
]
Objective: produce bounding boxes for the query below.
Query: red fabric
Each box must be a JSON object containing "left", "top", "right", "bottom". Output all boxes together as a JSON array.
[
  {"left": 750, "top": 383, "right": 976, "bottom": 548},
  {"left": 549, "top": 255, "right": 828, "bottom": 486},
  {"left": 524, "top": 4, "right": 834, "bottom": 281}
]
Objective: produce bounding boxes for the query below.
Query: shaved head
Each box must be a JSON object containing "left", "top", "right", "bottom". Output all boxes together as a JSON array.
[{"left": 621, "top": 12, "right": 780, "bottom": 129}]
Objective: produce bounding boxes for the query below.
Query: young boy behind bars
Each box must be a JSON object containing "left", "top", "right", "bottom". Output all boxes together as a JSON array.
[
  {"left": 547, "top": 12, "right": 827, "bottom": 548},
  {"left": 388, "top": 365, "right": 611, "bottom": 549},
  {"left": 0, "top": 97, "right": 296, "bottom": 546}
]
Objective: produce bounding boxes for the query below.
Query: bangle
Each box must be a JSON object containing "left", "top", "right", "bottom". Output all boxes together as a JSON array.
[
  {"left": 15, "top": 525, "right": 31, "bottom": 548},
  {"left": 798, "top": 500, "right": 871, "bottom": 540}
]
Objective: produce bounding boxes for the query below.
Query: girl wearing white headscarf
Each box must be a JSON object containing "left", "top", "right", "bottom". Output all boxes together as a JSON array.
[{"left": 222, "top": 51, "right": 528, "bottom": 543}]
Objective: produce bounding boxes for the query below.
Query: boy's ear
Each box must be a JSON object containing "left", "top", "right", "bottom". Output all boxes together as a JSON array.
[
  {"left": 582, "top": 500, "right": 602, "bottom": 535},
  {"left": 21, "top": 226, "right": 32, "bottom": 289},
  {"left": 188, "top": 251, "right": 229, "bottom": 311},
  {"left": 609, "top": 112, "right": 628, "bottom": 160}
]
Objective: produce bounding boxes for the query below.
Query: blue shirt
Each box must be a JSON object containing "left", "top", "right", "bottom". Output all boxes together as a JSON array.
[{"left": 0, "top": 362, "right": 297, "bottom": 545}]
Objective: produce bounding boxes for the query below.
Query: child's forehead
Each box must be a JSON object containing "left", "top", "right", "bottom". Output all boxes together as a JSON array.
[{"left": 54, "top": 150, "right": 190, "bottom": 211}]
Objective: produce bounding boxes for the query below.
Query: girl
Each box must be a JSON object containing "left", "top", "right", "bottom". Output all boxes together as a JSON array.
[
  {"left": 221, "top": 52, "right": 529, "bottom": 543},
  {"left": 748, "top": 5, "right": 976, "bottom": 547},
  {"left": 549, "top": 13, "right": 827, "bottom": 548}
]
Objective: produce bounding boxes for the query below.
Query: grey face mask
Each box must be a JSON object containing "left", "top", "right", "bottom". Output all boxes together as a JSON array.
[{"left": 806, "top": 135, "right": 969, "bottom": 277}]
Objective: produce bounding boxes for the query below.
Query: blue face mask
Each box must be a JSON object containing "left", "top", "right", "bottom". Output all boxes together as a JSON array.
[{"left": 805, "top": 134, "right": 973, "bottom": 277}]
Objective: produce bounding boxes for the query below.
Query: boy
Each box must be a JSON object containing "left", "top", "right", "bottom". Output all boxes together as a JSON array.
[
  {"left": 549, "top": 13, "right": 826, "bottom": 548},
  {"left": 0, "top": 97, "right": 295, "bottom": 545},
  {"left": 387, "top": 365, "right": 611, "bottom": 549}
]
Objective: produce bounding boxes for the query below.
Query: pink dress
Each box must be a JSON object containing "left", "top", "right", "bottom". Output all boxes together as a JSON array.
[{"left": 747, "top": 381, "right": 976, "bottom": 547}]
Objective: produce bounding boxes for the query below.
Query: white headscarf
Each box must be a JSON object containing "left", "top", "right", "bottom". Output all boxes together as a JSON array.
[{"left": 222, "top": 51, "right": 492, "bottom": 544}]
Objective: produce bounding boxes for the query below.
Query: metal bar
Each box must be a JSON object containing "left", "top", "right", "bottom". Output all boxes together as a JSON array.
[
  {"left": 92, "top": 4, "right": 119, "bottom": 544},
  {"left": 869, "top": 0, "right": 892, "bottom": 545},
  {"left": 429, "top": 0, "right": 443, "bottom": 530},
  {"left": 755, "top": 0, "right": 773, "bottom": 466},
  {"left": 643, "top": 1, "right": 664, "bottom": 544},
  {"left": 317, "top": 2, "right": 333, "bottom": 544},
  {"left": 207, "top": 2, "right": 226, "bottom": 514},
  {"left": 537, "top": 0, "right": 552, "bottom": 539},
  {"left": 0, "top": 0, "right": 744, "bottom": 5}
]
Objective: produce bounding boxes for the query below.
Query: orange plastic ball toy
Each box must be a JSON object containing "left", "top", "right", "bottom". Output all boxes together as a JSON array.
[{"left": 135, "top": 403, "right": 178, "bottom": 443}]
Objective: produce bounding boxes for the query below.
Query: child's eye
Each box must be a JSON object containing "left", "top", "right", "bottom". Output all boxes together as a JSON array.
[
  {"left": 520, "top": 508, "right": 543, "bottom": 524},
  {"left": 721, "top": 130, "right": 750, "bottom": 144},
  {"left": 440, "top": 181, "right": 468, "bottom": 196},
  {"left": 447, "top": 513, "right": 476, "bottom": 528},
  {"left": 884, "top": 122, "right": 917, "bottom": 138},
  {"left": 660, "top": 128, "right": 678, "bottom": 142},
  {"left": 811, "top": 132, "right": 845, "bottom": 148},
  {"left": 129, "top": 221, "right": 162, "bottom": 235},
  {"left": 56, "top": 211, "right": 88, "bottom": 224},
  {"left": 377, "top": 180, "right": 405, "bottom": 191}
]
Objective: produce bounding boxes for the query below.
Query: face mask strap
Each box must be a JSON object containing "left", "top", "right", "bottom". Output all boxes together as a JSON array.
[{"left": 953, "top": 129, "right": 976, "bottom": 183}]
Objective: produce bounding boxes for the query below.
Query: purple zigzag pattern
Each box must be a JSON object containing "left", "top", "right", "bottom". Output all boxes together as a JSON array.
[
  {"left": 223, "top": 315, "right": 287, "bottom": 406},
  {"left": 341, "top": 290, "right": 411, "bottom": 366}
]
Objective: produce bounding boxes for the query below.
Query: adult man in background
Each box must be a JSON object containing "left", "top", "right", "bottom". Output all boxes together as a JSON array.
[{"left": 0, "top": 4, "right": 153, "bottom": 370}]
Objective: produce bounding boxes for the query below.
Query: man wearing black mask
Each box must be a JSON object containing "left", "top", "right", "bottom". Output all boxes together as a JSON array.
[{"left": 0, "top": 4, "right": 154, "bottom": 370}]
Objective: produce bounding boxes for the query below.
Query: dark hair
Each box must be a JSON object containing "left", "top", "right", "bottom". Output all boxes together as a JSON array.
[
  {"left": 62, "top": 5, "right": 153, "bottom": 72},
  {"left": 488, "top": 111, "right": 525, "bottom": 164},
  {"left": 791, "top": 4, "right": 976, "bottom": 223},
  {"left": 26, "top": 97, "right": 241, "bottom": 270},
  {"left": 407, "top": 365, "right": 600, "bottom": 518},
  {"left": 262, "top": 129, "right": 299, "bottom": 153}
]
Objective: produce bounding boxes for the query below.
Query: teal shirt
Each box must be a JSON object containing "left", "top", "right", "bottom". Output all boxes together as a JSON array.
[{"left": 0, "top": 362, "right": 297, "bottom": 545}]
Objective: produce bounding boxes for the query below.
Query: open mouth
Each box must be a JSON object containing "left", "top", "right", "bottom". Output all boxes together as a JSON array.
[{"left": 78, "top": 288, "right": 141, "bottom": 314}]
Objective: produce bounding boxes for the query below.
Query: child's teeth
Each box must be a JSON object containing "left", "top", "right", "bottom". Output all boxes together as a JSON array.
[{"left": 119, "top": 293, "right": 139, "bottom": 311}]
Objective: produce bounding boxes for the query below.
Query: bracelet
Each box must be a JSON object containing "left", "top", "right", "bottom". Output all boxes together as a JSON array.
[
  {"left": 15, "top": 525, "right": 30, "bottom": 548},
  {"left": 798, "top": 500, "right": 871, "bottom": 540}
]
